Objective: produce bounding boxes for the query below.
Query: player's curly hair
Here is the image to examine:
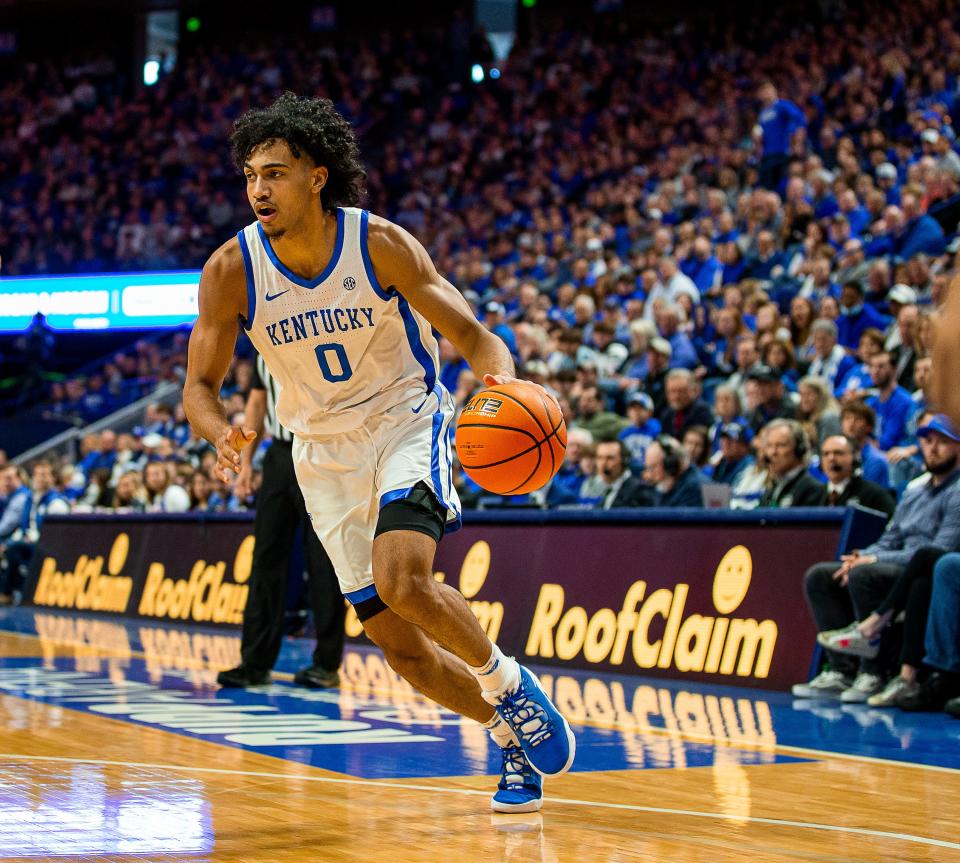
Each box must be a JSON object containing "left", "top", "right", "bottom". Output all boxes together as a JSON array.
[{"left": 231, "top": 92, "right": 367, "bottom": 210}]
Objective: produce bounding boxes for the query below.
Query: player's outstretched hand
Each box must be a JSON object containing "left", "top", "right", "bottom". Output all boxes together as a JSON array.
[
  {"left": 482, "top": 373, "right": 560, "bottom": 411},
  {"left": 214, "top": 426, "right": 257, "bottom": 482}
]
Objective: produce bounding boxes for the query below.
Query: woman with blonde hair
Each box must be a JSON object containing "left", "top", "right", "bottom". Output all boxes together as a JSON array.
[
  {"left": 790, "top": 295, "right": 817, "bottom": 359},
  {"left": 796, "top": 376, "right": 841, "bottom": 449}
]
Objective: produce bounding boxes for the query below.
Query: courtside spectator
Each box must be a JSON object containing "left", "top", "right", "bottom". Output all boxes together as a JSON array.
[
  {"left": 796, "top": 415, "right": 960, "bottom": 702},
  {"left": 898, "top": 553, "right": 960, "bottom": 714},
  {"left": 819, "top": 435, "right": 895, "bottom": 516},
  {"left": 644, "top": 436, "right": 704, "bottom": 507},
  {"left": 587, "top": 441, "right": 655, "bottom": 510},
  {"left": 759, "top": 420, "right": 825, "bottom": 507},
  {"left": 0, "top": 461, "right": 70, "bottom": 605}
]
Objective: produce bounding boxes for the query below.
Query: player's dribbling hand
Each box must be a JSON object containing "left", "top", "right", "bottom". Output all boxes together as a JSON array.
[
  {"left": 483, "top": 373, "right": 560, "bottom": 411},
  {"left": 214, "top": 426, "right": 257, "bottom": 482}
]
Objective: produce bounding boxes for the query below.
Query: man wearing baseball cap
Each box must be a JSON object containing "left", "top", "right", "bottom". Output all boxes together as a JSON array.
[
  {"left": 618, "top": 392, "right": 662, "bottom": 471},
  {"left": 796, "top": 413, "right": 960, "bottom": 702},
  {"left": 710, "top": 422, "right": 755, "bottom": 486}
]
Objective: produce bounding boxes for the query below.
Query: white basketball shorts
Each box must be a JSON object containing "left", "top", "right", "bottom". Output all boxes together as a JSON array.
[{"left": 292, "top": 385, "right": 462, "bottom": 605}]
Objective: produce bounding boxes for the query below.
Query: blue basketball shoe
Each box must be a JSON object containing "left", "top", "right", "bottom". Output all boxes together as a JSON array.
[
  {"left": 489, "top": 665, "right": 575, "bottom": 777},
  {"left": 492, "top": 745, "right": 543, "bottom": 813}
]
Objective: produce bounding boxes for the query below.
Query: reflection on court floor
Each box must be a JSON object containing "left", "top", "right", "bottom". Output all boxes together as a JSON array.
[{"left": 1, "top": 606, "right": 959, "bottom": 863}]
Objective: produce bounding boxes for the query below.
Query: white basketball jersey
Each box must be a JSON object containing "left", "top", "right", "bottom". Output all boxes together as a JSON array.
[{"left": 238, "top": 207, "right": 441, "bottom": 438}]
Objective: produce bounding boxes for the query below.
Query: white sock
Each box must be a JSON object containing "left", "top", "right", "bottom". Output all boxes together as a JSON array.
[
  {"left": 483, "top": 712, "right": 519, "bottom": 748},
  {"left": 470, "top": 643, "right": 520, "bottom": 699}
]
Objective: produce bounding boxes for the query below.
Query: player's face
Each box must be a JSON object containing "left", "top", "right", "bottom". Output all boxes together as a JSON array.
[{"left": 243, "top": 140, "right": 327, "bottom": 239}]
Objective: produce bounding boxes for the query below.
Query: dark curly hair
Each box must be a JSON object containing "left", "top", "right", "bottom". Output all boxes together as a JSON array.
[{"left": 231, "top": 93, "right": 367, "bottom": 210}]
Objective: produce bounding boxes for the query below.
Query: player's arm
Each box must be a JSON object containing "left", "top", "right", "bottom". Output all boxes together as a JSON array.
[
  {"left": 183, "top": 239, "right": 257, "bottom": 481},
  {"left": 367, "top": 217, "right": 515, "bottom": 386},
  {"left": 933, "top": 273, "right": 960, "bottom": 426},
  {"left": 234, "top": 382, "right": 267, "bottom": 500}
]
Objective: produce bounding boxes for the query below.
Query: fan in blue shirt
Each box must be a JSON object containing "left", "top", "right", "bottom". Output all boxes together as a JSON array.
[
  {"left": 618, "top": 393, "right": 662, "bottom": 471},
  {"left": 866, "top": 352, "right": 919, "bottom": 451},
  {"left": 836, "top": 282, "right": 890, "bottom": 350},
  {"left": 756, "top": 81, "right": 806, "bottom": 190}
]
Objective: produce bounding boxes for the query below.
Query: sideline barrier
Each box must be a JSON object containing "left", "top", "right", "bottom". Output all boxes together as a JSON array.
[{"left": 22, "top": 507, "right": 887, "bottom": 691}]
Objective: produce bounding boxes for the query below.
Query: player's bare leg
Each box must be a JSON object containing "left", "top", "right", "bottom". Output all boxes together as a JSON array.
[
  {"left": 361, "top": 606, "right": 495, "bottom": 722},
  {"left": 368, "top": 529, "right": 575, "bottom": 798},
  {"left": 372, "top": 530, "right": 493, "bottom": 667}
]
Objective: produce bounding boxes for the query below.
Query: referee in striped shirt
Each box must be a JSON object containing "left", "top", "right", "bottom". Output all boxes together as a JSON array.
[{"left": 217, "top": 352, "right": 344, "bottom": 688}]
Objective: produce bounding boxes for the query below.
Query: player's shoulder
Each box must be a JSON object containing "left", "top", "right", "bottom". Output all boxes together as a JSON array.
[
  {"left": 202, "top": 235, "right": 245, "bottom": 284},
  {"left": 199, "top": 236, "right": 247, "bottom": 316},
  {"left": 366, "top": 213, "right": 423, "bottom": 259}
]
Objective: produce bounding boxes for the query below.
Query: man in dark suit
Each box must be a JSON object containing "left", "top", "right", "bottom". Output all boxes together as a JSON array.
[
  {"left": 759, "top": 419, "right": 826, "bottom": 507},
  {"left": 820, "top": 435, "right": 895, "bottom": 517},
  {"left": 644, "top": 436, "right": 704, "bottom": 507},
  {"left": 659, "top": 368, "right": 714, "bottom": 439},
  {"left": 593, "top": 440, "right": 656, "bottom": 509}
]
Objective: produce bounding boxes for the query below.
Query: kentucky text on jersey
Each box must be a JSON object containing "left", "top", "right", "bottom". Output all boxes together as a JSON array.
[{"left": 265, "top": 307, "right": 375, "bottom": 346}]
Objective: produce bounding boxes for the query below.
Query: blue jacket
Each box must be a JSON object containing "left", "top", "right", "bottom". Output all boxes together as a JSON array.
[
  {"left": 659, "top": 467, "right": 704, "bottom": 507},
  {"left": 867, "top": 387, "right": 918, "bottom": 451},
  {"left": 897, "top": 214, "right": 946, "bottom": 260},
  {"left": 862, "top": 443, "right": 891, "bottom": 488},
  {"left": 836, "top": 304, "right": 890, "bottom": 350},
  {"left": 680, "top": 256, "right": 722, "bottom": 294},
  {"left": 546, "top": 464, "right": 586, "bottom": 506},
  {"left": 759, "top": 99, "right": 807, "bottom": 156},
  {"left": 667, "top": 331, "right": 699, "bottom": 370}
]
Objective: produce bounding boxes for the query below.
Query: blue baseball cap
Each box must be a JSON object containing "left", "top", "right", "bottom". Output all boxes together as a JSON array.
[
  {"left": 918, "top": 414, "right": 960, "bottom": 443},
  {"left": 720, "top": 421, "right": 753, "bottom": 442},
  {"left": 627, "top": 392, "right": 654, "bottom": 411}
]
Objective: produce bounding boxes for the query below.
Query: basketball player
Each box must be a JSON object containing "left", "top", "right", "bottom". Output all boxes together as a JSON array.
[
  {"left": 933, "top": 273, "right": 960, "bottom": 425},
  {"left": 183, "top": 94, "right": 574, "bottom": 813}
]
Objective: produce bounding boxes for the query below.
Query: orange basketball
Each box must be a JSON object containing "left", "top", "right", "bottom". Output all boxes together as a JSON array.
[{"left": 456, "top": 381, "right": 567, "bottom": 495}]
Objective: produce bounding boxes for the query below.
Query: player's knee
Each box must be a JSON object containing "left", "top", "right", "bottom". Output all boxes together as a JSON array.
[{"left": 374, "top": 564, "right": 436, "bottom": 616}]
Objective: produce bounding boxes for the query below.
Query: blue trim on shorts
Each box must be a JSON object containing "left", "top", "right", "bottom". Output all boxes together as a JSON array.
[
  {"left": 256, "top": 208, "right": 345, "bottom": 289},
  {"left": 379, "top": 487, "right": 414, "bottom": 509},
  {"left": 345, "top": 583, "right": 380, "bottom": 605},
  {"left": 397, "top": 295, "right": 437, "bottom": 393},
  {"left": 360, "top": 210, "right": 393, "bottom": 301},
  {"left": 431, "top": 408, "right": 448, "bottom": 509},
  {"left": 237, "top": 230, "right": 256, "bottom": 331}
]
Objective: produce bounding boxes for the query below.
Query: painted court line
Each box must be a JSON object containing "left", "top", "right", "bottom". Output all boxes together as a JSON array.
[
  {"left": 3, "top": 624, "right": 959, "bottom": 776},
  {"left": 1, "top": 753, "right": 957, "bottom": 853}
]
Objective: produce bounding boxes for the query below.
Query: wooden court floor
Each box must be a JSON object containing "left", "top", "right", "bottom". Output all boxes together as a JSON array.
[{"left": 0, "top": 610, "right": 958, "bottom": 863}]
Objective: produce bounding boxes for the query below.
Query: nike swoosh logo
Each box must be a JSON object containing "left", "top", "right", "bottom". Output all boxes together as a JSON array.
[{"left": 265, "top": 289, "right": 290, "bottom": 301}]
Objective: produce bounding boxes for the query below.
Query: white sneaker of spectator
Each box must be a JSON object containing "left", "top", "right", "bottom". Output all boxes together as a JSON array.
[
  {"left": 840, "top": 673, "right": 885, "bottom": 703},
  {"left": 816, "top": 622, "right": 881, "bottom": 659},
  {"left": 867, "top": 676, "right": 920, "bottom": 708},
  {"left": 791, "top": 669, "right": 852, "bottom": 698}
]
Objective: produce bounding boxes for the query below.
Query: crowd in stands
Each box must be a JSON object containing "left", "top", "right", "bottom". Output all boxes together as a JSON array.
[{"left": 3, "top": 1, "right": 960, "bottom": 713}]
